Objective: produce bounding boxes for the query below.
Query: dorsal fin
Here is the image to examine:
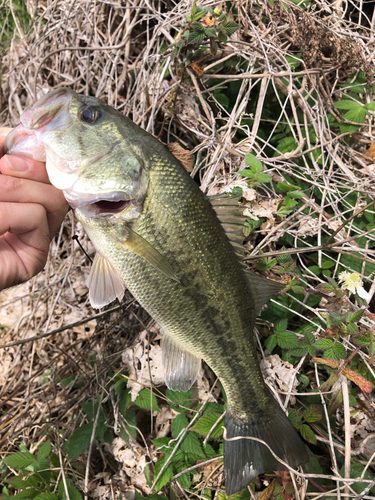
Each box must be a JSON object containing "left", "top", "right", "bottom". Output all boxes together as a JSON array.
[
  {"left": 245, "top": 271, "right": 285, "bottom": 314},
  {"left": 207, "top": 194, "right": 246, "bottom": 259}
]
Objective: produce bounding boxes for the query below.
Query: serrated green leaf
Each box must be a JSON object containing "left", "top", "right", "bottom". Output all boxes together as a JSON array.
[
  {"left": 153, "top": 456, "right": 174, "bottom": 491},
  {"left": 364, "top": 102, "right": 375, "bottom": 110},
  {"left": 289, "top": 346, "right": 308, "bottom": 357},
  {"left": 334, "top": 100, "right": 363, "bottom": 110},
  {"left": 222, "top": 21, "right": 238, "bottom": 35},
  {"left": 152, "top": 437, "right": 171, "bottom": 449},
  {"left": 314, "top": 338, "right": 333, "bottom": 349},
  {"left": 265, "top": 335, "right": 277, "bottom": 352},
  {"left": 134, "top": 388, "right": 160, "bottom": 412},
  {"left": 303, "top": 404, "right": 322, "bottom": 423},
  {"left": 257, "top": 173, "right": 272, "bottom": 183},
  {"left": 34, "top": 494, "right": 60, "bottom": 500},
  {"left": 190, "top": 413, "right": 224, "bottom": 438},
  {"left": 277, "top": 181, "right": 299, "bottom": 192},
  {"left": 277, "top": 331, "right": 300, "bottom": 349},
  {"left": 274, "top": 319, "right": 288, "bottom": 335},
  {"left": 37, "top": 440, "right": 51, "bottom": 462},
  {"left": 181, "top": 431, "right": 204, "bottom": 457},
  {"left": 333, "top": 342, "right": 346, "bottom": 359},
  {"left": 6, "top": 488, "right": 38, "bottom": 498},
  {"left": 300, "top": 424, "right": 317, "bottom": 444},
  {"left": 238, "top": 169, "right": 256, "bottom": 179},
  {"left": 62, "top": 423, "right": 93, "bottom": 461},
  {"left": 124, "top": 408, "right": 137, "bottom": 439},
  {"left": 347, "top": 322, "right": 358, "bottom": 335},
  {"left": 339, "top": 122, "right": 360, "bottom": 134},
  {"left": 166, "top": 388, "right": 192, "bottom": 413},
  {"left": 344, "top": 107, "right": 367, "bottom": 123},
  {"left": 188, "top": 31, "right": 205, "bottom": 43},
  {"left": 288, "top": 190, "right": 304, "bottom": 199},
  {"left": 355, "top": 335, "right": 371, "bottom": 346},
  {"left": 171, "top": 413, "right": 189, "bottom": 438},
  {"left": 6, "top": 475, "right": 36, "bottom": 488},
  {"left": 308, "top": 345, "right": 317, "bottom": 357},
  {"left": 204, "top": 27, "right": 216, "bottom": 37},
  {"left": 304, "top": 331, "right": 315, "bottom": 345},
  {"left": 287, "top": 408, "right": 302, "bottom": 426},
  {"left": 203, "top": 443, "right": 217, "bottom": 459},
  {"left": 346, "top": 310, "right": 364, "bottom": 322},
  {"left": 323, "top": 347, "right": 337, "bottom": 360},
  {"left": 245, "top": 153, "right": 263, "bottom": 173},
  {"left": 3, "top": 451, "right": 35, "bottom": 470}
]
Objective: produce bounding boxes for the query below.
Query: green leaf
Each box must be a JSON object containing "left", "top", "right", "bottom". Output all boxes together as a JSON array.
[
  {"left": 288, "top": 408, "right": 302, "bottom": 426},
  {"left": 204, "top": 27, "right": 216, "bottom": 37},
  {"left": 238, "top": 169, "right": 256, "bottom": 179},
  {"left": 166, "top": 388, "right": 192, "bottom": 413},
  {"left": 37, "top": 440, "right": 51, "bottom": 462},
  {"left": 153, "top": 455, "right": 174, "bottom": 490},
  {"left": 6, "top": 488, "right": 38, "bottom": 498},
  {"left": 308, "top": 345, "right": 317, "bottom": 357},
  {"left": 364, "top": 102, "right": 375, "bottom": 110},
  {"left": 257, "top": 173, "right": 272, "bottom": 183},
  {"left": 134, "top": 388, "right": 160, "bottom": 412},
  {"left": 190, "top": 413, "right": 224, "bottom": 438},
  {"left": 65, "top": 484, "right": 82, "bottom": 500},
  {"left": 34, "top": 494, "right": 60, "bottom": 500},
  {"left": 181, "top": 431, "right": 204, "bottom": 457},
  {"left": 289, "top": 346, "right": 308, "bottom": 357},
  {"left": 277, "top": 181, "right": 299, "bottom": 192},
  {"left": 303, "top": 404, "right": 322, "bottom": 423},
  {"left": 188, "top": 31, "right": 205, "bottom": 43},
  {"left": 277, "top": 331, "right": 300, "bottom": 349},
  {"left": 334, "top": 100, "right": 363, "bottom": 110},
  {"left": 203, "top": 443, "right": 217, "bottom": 459},
  {"left": 264, "top": 335, "right": 277, "bottom": 352},
  {"left": 333, "top": 342, "right": 346, "bottom": 359},
  {"left": 300, "top": 424, "right": 317, "bottom": 444},
  {"left": 63, "top": 423, "right": 94, "bottom": 461},
  {"left": 304, "top": 331, "right": 315, "bottom": 345},
  {"left": 6, "top": 475, "right": 38, "bottom": 488},
  {"left": 222, "top": 21, "right": 238, "bottom": 35},
  {"left": 3, "top": 451, "right": 35, "bottom": 470},
  {"left": 245, "top": 153, "right": 263, "bottom": 173},
  {"left": 339, "top": 461, "right": 375, "bottom": 495},
  {"left": 171, "top": 413, "right": 189, "bottom": 438},
  {"left": 274, "top": 319, "right": 288, "bottom": 335},
  {"left": 346, "top": 310, "right": 364, "bottom": 322},
  {"left": 314, "top": 338, "right": 333, "bottom": 349},
  {"left": 355, "top": 335, "right": 372, "bottom": 346},
  {"left": 344, "top": 107, "right": 367, "bottom": 123},
  {"left": 288, "top": 190, "right": 304, "bottom": 199}
]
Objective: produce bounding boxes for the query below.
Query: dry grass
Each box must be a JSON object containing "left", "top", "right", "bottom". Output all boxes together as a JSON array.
[{"left": 1, "top": 0, "right": 375, "bottom": 498}]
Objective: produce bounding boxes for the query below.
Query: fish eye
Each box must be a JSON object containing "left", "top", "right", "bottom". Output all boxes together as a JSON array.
[{"left": 78, "top": 106, "right": 98, "bottom": 123}]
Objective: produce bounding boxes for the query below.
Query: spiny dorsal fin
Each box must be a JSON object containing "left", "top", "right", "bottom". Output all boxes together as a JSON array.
[
  {"left": 87, "top": 252, "right": 126, "bottom": 309},
  {"left": 245, "top": 271, "right": 285, "bottom": 314},
  {"left": 161, "top": 329, "right": 201, "bottom": 391},
  {"left": 207, "top": 194, "right": 246, "bottom": 259}
]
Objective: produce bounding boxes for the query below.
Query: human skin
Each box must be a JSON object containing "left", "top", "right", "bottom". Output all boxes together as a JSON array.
[{"left": 0, "top": 127, "right": 69, "bottom": 291}]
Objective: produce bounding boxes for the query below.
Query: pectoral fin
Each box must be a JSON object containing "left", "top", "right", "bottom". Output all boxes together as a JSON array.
[
  {"left": 161, "top": 330, "right": 201, "bottom": 392},
  {"left": 87, "top": 252, "right": 126, "bottom": 308},
  {"left": 119, "top": 227, "right": 179, "bottom": 282}
]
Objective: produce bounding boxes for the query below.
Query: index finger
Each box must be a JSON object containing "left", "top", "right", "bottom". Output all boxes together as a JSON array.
[{"left": 0, "top": 127, "right": 13, "bottom": 156}]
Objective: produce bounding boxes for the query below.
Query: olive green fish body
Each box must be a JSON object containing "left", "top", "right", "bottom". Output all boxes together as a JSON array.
[{"left": 5, "top": 89, "right": 308, "bottom": 494}]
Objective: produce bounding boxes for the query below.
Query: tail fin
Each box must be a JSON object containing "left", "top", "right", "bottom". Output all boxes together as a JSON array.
[{"left": 224, "top": 407, "right": 308, "bottom": 495}]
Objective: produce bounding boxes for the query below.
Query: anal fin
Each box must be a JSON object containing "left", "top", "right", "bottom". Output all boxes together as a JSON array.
[
  {"left": 161, "top": 330, "right": 201, "bottom": 392},
  {"left": 87, "top": 252, "right": 126, "bottom": 309}
]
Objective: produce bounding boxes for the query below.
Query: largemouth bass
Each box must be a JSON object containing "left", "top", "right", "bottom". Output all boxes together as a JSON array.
[{"left": 5, "top": 88, "right": 308, "bottom": 494}]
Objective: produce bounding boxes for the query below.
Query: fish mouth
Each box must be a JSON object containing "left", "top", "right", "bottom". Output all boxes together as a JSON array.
[
  {"left": 66, "top": 191, "right": 134, "bottom": 217},
  {"left": 86, "top": 199, "right": 133, "bottom": 216}
]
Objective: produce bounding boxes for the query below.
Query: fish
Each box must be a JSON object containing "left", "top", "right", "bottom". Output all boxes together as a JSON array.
[{"left": 5, "top": 88, "right": 308, "bottom": 494}]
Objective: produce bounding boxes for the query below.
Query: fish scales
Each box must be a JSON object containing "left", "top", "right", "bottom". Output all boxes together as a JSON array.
[{"left": 4, "top": 88, "right": 308, "bottom": 494}]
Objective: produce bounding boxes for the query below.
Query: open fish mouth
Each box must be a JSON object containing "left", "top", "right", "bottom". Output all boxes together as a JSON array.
[
  {"left": 65, "top": 190, "right": 134, "bottom": 217},
  {"left": 85, "top": 199, "right": 133, "bottom": 216}
]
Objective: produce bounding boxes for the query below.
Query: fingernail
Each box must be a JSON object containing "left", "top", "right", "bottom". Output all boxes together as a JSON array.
[{"left": 4, "top": 155, "right": 31, "bottom": 172}]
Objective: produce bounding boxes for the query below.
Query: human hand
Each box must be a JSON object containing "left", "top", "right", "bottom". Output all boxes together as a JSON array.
[{"left": 0, "top": 127, "right": 69, "bottom": 291}]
